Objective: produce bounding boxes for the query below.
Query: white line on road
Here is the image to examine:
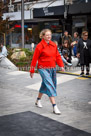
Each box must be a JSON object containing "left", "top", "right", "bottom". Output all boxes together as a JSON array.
[
  {"left": 26, "top": 75, "right": 76, "bottom": 90},
  {"left": 7, "top": 71, "right": 28, "bottom": 76}
]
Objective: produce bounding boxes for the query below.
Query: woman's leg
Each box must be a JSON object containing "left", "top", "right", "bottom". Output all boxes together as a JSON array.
[
  {"left": 85, "top": 55, "right": 90, "bottom": 75},
  {"left": 49, "top": 96, "right": 61, "bottom": 115},
  {"left": 35, "top": 92, "right": 43, "bottom": 108},
  {"left": 37, "top": 69, "right": 61, "bottom": 114},
  {"left": 37, "top": 92, "right": 43, "bottom": 99},
  {"left": 86, "top": 64, "right": 89, "bottom": 75},
  {"left": 49, "top": 96, "right": 56, "bottom": 104},
  {"left": 80, "top": 64, "right": 84, "bottom": 75}
]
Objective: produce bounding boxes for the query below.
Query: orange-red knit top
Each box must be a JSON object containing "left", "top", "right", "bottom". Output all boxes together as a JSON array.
[{"left": 30, "top": 39, "right": 64, "bottom": 73}]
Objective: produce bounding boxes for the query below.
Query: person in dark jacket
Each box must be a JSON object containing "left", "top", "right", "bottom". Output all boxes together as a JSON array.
[{"left": 77, "top": 31, "right": 91, "bottom": 75}]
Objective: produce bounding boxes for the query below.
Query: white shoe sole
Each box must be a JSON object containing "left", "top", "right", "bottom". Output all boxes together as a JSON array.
[
  {"left": 35, "top": 103, "right": 42, "bottom": 108},
  {"left": 53, "top": 111, "right": 61, "bottom": 115}
]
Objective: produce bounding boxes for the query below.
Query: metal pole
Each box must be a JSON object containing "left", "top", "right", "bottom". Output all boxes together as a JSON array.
[
  {"left": 63, "top": 0, "right": 66, "bottom": 32},
  {"left": 21, "top": 0, "right": 24, "bottom": 48}
]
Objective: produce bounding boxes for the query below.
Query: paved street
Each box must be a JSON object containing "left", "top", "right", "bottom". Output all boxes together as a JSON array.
[{"left": 0, "top": 67, "right": 91, "bottom": 135}]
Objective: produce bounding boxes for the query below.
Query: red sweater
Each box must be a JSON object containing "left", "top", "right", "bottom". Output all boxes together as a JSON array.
[{"left": 30, "top": 39, "right": 64, "bottom": 73}]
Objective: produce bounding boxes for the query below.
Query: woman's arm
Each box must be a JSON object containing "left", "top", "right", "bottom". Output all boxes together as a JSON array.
[{"left": 29, "top": 47, "right": 40, "bottom": 73}]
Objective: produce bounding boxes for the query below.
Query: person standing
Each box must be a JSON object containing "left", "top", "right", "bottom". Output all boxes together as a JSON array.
[
  {"left": 30, "top": 29, "right": 64, "bottom": 115},
  {"left": 71, "top": 32, "right": 79, "bottom": 57},
  {"left": 0, "top": 43, "right": 7, "bottom": 59},
  {"left": 62, "top": 31, "right": 72, "bottom": 59},
  {"left": 62, "top": 40, "right": 71, "bottom": 63},
  {"left": 53, "top": 40, "right": 72, "bottom": 67},
  {"left": 62, "top": 31, "right": 72, "bottom": 46},
  {"left": 77, "top": 31, "right": 91, "bottom": 75}
]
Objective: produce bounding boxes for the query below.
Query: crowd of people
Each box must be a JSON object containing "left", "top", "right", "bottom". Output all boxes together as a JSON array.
[{"left": 58, "top": 30, "right": 91, "bottom": 75}]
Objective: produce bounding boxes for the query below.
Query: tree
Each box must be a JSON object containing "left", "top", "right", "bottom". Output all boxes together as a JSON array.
[{"left": 0, "top": 0, "right": 13, "bottom": 45}]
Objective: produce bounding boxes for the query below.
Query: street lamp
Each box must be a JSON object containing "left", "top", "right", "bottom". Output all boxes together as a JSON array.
[{"left": 21, "top": 0, "right": 24, "bottom": 48}]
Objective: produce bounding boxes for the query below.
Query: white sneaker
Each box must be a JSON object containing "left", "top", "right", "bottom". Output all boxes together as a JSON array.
[
  {"left": 35, "top": 100, "right": 43, "bottom": 108},
  {"left": 53, "top": 105, "right": 61, "bottom": 115}
]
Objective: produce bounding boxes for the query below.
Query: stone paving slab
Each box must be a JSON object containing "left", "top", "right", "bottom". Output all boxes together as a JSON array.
[{"left": 0, "top": 67, "right": 91, "bottom": 134}]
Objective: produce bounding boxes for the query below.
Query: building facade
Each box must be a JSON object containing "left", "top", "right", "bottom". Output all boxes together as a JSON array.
[
  {"left": 3, "top": 0, "right": 64, "bottom": 47},
  {"left": 3, "top": 0, "right": 91, "bottom": 47}
]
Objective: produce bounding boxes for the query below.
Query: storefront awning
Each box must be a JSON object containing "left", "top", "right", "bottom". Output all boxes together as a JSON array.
[
  {"left": 33, "top": 5, "right": 64, "bottom": 18},
  {"left": 68, "top": 2, "right": 91, "bottom": 15}
]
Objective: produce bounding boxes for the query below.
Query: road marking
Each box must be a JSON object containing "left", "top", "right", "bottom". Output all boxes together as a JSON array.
[
  {"left": 7, "top": 71, "right": 28, "bottom": 76},
  {"left": 58, "top": 71, "right": 91, "bottom": 78},
  {"left": 76, "top": 77, "right": 88, "bottom": 80},
  {"left": 26, "top": 75, "right": 76, "bottom": 90}
]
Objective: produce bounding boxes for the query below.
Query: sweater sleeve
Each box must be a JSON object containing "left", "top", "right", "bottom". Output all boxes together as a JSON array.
[
  {"left": 56, "top": 48, "right": 64, "bottom": 67},
  {"left": 29, "top": 47, "right": 40, "bottom": 73}
]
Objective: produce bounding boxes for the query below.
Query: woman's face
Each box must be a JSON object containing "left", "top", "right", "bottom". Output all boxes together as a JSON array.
[
  {"left": 64, "top": 31, "right": 68, "bottom": 36},
  {"left": 64, "top": 42, "right": 68, "bottom": 48},
  {"left": 43, "top": 31, "right": 52, "bottom": 42},
  {"left": 83, "top": 33, "right": 88, "bottom": 40},
  {"left": 74, "top": 33, "right": 77, "bottom": 38}
]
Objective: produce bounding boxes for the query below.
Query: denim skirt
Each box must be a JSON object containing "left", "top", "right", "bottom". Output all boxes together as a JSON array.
[{"left": 38, "top": 68, "right": 57, "bottom": 97}]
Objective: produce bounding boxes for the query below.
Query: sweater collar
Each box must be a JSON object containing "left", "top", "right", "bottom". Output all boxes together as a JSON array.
[{"left": 41, "top": 39, "right": 55, "bottom": 48}]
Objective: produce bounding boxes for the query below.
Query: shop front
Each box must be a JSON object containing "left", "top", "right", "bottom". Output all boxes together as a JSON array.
[
  {"left": 7, "top": 21, "right": 39, "bottom": 49},
  {"left": 6, "top": 5, "right": 65, "bottom": 48},
  {"left": 68, "top": 1, "right": 91, "bottom": 38},
  {"left": 33, "top": 5, "right": 65, "bottom": 44}
]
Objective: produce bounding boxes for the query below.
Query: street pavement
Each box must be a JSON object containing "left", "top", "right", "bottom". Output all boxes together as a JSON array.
[{"left": 0, "top": 66, "right": 91, "bottom": 135}]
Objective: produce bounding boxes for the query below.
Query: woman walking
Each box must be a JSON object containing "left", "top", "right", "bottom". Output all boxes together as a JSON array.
[{"left": 30, "top": 29, "right": 64, "bottom": 115}]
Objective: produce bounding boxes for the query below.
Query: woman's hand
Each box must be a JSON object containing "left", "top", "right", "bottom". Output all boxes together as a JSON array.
[
  {"left": 30, "top": 73, "right": 34, "bottom": 78},
  {"left": 77, "top": 53, "right": 80, "bottom": 58},
  {"left": 61, "top": 67, "right": 65, "bottom": 72}
]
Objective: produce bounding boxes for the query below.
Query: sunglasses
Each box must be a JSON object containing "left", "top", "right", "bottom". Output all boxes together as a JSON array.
[{"left": 84, "top": 35, "right": 88, "bottom": 36}]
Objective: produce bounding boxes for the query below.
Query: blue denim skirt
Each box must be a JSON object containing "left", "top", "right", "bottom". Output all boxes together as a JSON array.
[{"left": 38, "top": 68, "right": 57, "bottom": 97}]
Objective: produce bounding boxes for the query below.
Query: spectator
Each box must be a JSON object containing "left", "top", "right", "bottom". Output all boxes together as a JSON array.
[
  {"left": 62, "top": 40, "right": 71, "bottom": 63},
  {"left": 54, "top": 40, "right": 72, "bottom": 67},
  {"left": 30, "top": 29, "right": 64, "bottom": 115},
  {"left": 62, "top": 31, "right": 72, "bottom": 58},
  {"left": 62, "top": 31, "right": 72, "bottom": 45},
  {"left": 71, "top": 32, "right": 79, "bottom": 57},
  {"left": 0, "top": 43, "right": 7, "bottom": 59},
  {"left": 77, "top": 31, "right": 91, "bottom": 75}
]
